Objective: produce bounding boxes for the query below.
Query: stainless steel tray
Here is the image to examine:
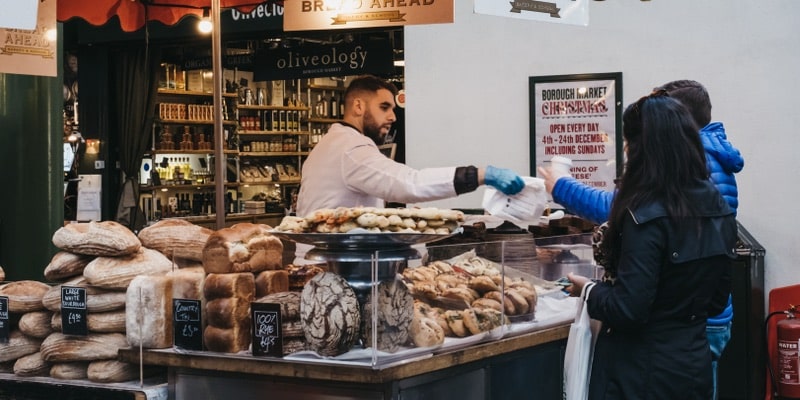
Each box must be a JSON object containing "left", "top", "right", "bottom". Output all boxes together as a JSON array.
[{"left": 270, "top": 229, "right": 456, "bottom": 249}]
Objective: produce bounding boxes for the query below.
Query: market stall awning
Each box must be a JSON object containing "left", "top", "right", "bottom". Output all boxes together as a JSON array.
[{"left": 57, "top": 0, "right": 275, "bottom": 32}]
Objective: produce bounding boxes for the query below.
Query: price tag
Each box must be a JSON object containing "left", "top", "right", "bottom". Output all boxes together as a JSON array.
[
  {"left": 251, "top": 302, "right": 282, "bottom": 357},
  {"left": 173, "top": 298, "right": 202, "bottom": 350},
  {"left": 0, "top": 296, "right": 10, "bottom": 343},
  {"left": 60, "top": 286, "right": 88, "bottom": 336}
]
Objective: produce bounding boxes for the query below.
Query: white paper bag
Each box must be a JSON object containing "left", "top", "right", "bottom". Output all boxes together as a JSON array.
[
  {"left": 482, "top": 176, "right": 548, "bottom": 225},
  {"left": 563, "top": 283, "right": 601, "bottom": 400}
]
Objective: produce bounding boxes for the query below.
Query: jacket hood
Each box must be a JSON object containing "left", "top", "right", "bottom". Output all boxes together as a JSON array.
[
  {"left": 629, "top": 180, "right": 733, "bottom": 225},
  {"left": 700, "top": 122, "right": 745, "bottom": 174}
]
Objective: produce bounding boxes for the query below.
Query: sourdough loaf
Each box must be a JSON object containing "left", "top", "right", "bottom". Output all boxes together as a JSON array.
[
  {"left": 138, "top": 219, "right": 213, "bottom": 261},
  {"left": 50, "top": 362, "right": 89, "bottom": 380},
  {"left": 44, "top": 251, "right": 94, "bottom": 281},
  {"left": 125, "top": 274, "right": 173, "bottom": 349},
  {"left": 13, "top": 352, "right": 50, "bottom": 377},
  {"left": 0, "top": 330, "right": 43, "bottom": 363},
  {"left": 87, "top": 360, "right": 138, "bottom": 383},
  {"left": 0, "top": 280, "right": 51, "bottom": 313},
  {"left": 42, "top": 276, "right": 127, "bottom": 313},
  {"left": 202, "top": 223, "right": 282, "bottom": 274},
  {"left": 40, "top": 332, "right": 129, "bottom": 362},
  {"left": 52, "top": 221, "right": 141, "bottom": 256},
  {"left": 300, "top": 273, "right": 360, "bottom": 357},
  {"left": 52, "top": 310, "right": 127, "bottom": 333},
  {"left": 18, "top": 311, "right": 54, "bottom": 339},
  {"left": 83, "top": 248, "right": 172, "bottom": 290}
]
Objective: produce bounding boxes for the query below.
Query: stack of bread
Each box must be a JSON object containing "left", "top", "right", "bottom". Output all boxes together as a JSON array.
[
  {"left": 275, "top": 206, "right": 464, "bottom": 234},
  {"left": 253, "top": 291, "right": 306, "bottom": 355},
  {"left": 0, "top": 280, "right": 52, "bottom": 376},
  {"left": 201, "top": 223, "right": 284, "bottom": 353}
]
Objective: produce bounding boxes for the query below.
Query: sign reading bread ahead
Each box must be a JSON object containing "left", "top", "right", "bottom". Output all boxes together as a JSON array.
[
  {"left": 0, "top": 0, "right": 56, "bottom": 77},
  {"left": 284, "top": 0, "right": 453, "bottom": 31}
]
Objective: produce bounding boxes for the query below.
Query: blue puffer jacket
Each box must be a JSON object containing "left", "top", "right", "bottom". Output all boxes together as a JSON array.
[{"left": 551, "top": 121, "right": 743, "bottom": 326}]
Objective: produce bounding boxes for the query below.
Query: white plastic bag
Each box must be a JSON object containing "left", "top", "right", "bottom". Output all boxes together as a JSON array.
[
  {"left": 563, "top": 282, "right": 601, "bottom": 400},
  {"left": 482, "top": 176, "right": 548, "bottom": 225}
]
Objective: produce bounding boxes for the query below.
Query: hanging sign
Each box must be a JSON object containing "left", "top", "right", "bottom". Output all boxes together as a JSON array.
[
  {"left": 284, "top": 0, "right": 453, "bottom": 31},
  {"left": 253, "top": 36, "right": 393, "bottom": 81},
  {"left": 474, "top": 0, "right": 589, "bottom": 26},
  {"left": 530, "top": 73, "right": 623, "bottom": 195},
  {"left": 0, "top": 0, "right": 57, "bottom": 76}
]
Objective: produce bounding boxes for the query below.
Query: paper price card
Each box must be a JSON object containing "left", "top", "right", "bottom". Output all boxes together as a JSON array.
[
  {"left": 251, "top": 302, "right": 282, "bottom": 357},
  {"left": 173, "top": 299, "right": 203, "bottom": 350},
  {"left": 61, "top": 286, "right": 88, "bottom": 336},
  {"left": 0, "top": 296, "right": 9, "bottom": 343}
]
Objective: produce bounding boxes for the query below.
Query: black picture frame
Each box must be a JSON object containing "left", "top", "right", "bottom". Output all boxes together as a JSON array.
[{"left": 529, "top": 72, "right": 623, "bottom": 190}]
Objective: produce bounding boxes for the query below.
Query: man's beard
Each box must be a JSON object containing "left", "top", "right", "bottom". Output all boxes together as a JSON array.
[{"left": 363, "top": 112, "right": 386, "bottom": 145}]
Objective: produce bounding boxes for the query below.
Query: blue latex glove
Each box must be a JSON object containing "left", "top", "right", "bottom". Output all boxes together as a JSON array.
[{"left": 484, "top": 165, "right": 525, "bottom": 195}]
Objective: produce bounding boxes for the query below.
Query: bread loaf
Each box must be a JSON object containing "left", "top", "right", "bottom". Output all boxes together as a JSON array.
[
  {"left": 138, "top": 219, "right": 213, "bottom": 261},
  {"left": 300, "top": 273, "right": 360, "bottom": 357},
  {"left": 168, "top": 267, "right": 205, "bottom": 300},
  {"left": 42, "top": 276, "right": 127, "bottom": 313},
  {"left": 206, "top": 297, "right": 251, "bottom": 329},
  {"left": 0, "top": 280, "right": 51, "bottom": 313},
  {"left": 0, "top": 330, "right": 43, "bottom": 363},
  {"left": 44, "top": 251, "right": 94, "bottom": 282},
  {"left": 203, "top": 324, "right": 250, "bottom": 353},
  {"left": 255, "top": 270, "right": 289, "bottom": 297},
  {"left": 40, "top": 332, "right": 128, "bottom": 362},
  {"left": 50, "top": 362, "right": 89, "bottom": 380},
  {"left": 18, "top": 311, "right": 54, "bottom": 339},
  {"left": 52, "top": 310, "right": 126, "bottom": 333},
  {"left": 125, "top": 274, "right": 173, "bottom": 349},
  {"left": 13, "top": 352, "right": 50, "bottom": 377},
  {"left": 52, "top": 221, "right": 141, "bottom": 257},
  {"left": 202, "top": 223, "right": 282, "bottom": 274},
  {"left": 87, "top": 360, "right": 138, "bottom": 383},
  {"left": 202, "top": 272, "right": 255, "bottom": 301},
  {"left": 83, "top": 248, "right": 172, "bottom": 290},
  {"left": 254, "top": 291, "right": 301, "bottom": 320}
]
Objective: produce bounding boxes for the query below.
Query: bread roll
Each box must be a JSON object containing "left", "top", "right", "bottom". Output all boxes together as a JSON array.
[
  {"left": 255, "top": 270, "right": 289, "bottom": 297},
  {"left": 125, "top": 274, "right": 173, "bottom": 349},
  {"left": 50, "top": 362, "right": 89, "bottom": 380},
  {"left": 18, "top": 311, "right": 54, "bottom": 339},
  {"left": 42, "top": 276, "right": 127, "bottom": 313},
  {"left": 138, "top": 219, "right": 213, "bottom": 261},
  {"left": 40, "top": 332, "right": 128, "bottom": 362},
  {"left": 87, "top": 360, "right": 138, "bottom": 383},
  {"left": 206, "top": 297, "right": 250, "bottom": 329},
  {"left": 83, "top": 248, "right": 172, "bottom": 290},
  {"left": 0, "top": 280, "right": 51, "bottom": 313},
  {"left": 202, "top": 272, "right": 255, "bottom": 301},
  {"left": 44, "top": 251, "right": 94, "bottom": 281},
  {"left": 202, "top": 223, "right": 282, "bottom": 274},
  {"left": 0, "top": 330, "right": 43, "bottom": 363},
  {"left": 203, "top": 324, "right": 250, "bottom": 353},
  {"left": 13, "top": 352, "right": 50, "bottom": 377},
  {"left": 52, "top": 221, "right": 141, "bottom": 257}
]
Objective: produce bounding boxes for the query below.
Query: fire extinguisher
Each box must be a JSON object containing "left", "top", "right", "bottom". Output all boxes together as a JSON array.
[{"left": 768, "top": 305, "right": 800, "bottom": 399}]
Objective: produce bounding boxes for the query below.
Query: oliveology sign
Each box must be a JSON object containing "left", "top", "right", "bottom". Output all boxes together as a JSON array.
[
  {"left": 283, "top": 0, "right": 454, "bottom": 31},
  {"left": 529, "top": 73, "right": 623, "bottom": 194}
]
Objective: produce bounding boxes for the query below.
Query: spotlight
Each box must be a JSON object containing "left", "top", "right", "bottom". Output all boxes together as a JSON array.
[{"left": 197, "top": 8, "right": 212, "bottom": 34}]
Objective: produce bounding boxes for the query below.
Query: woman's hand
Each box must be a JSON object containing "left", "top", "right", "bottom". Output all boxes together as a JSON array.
[{"left": 566, "top": 272, "right": 592, "bottom": 297}]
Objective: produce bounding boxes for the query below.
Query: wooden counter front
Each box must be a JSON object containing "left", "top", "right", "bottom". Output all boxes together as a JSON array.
[{"left": 119, "top": 324, "right": 569, "bottom": 400}]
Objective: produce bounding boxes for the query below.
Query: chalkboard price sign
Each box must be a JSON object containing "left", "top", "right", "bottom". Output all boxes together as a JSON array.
[
  {"left": 61, "top": 286, "right": 88, "bottom": 336},
  {"left": 0, "top": 296, "right": 9, "bottom": 343},
  {"left": 251, "top": 302, "right": 282, "bottom": 357},
  {"left": 173, "top": 298, "right": 202, "bottom": 350}
]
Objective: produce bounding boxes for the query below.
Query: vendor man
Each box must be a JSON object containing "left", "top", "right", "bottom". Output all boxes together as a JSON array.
[{"left": 297, "top": 75, "right": 524, "bottom": 216}]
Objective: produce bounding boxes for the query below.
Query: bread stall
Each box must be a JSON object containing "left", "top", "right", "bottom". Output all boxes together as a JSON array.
[{"left": 113, "top": 207, "right": 591, "bottom": 400}]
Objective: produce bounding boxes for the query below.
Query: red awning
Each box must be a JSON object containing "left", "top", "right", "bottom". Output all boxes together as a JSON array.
[{"left": 57, "top": 0, "right": 277, "bottom": 32}]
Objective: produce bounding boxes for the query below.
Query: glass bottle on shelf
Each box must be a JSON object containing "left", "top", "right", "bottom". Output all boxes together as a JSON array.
[{"left": 330, "top": 94, "right": 338, "bottom": 118}]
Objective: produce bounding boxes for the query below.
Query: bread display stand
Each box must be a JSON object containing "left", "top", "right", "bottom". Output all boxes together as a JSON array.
[
  {"left": 0, "top": 374, "right": 168, "bottom": 400},
  {"left": 116, "top": 236, "right": 585, "bottom": 399}
]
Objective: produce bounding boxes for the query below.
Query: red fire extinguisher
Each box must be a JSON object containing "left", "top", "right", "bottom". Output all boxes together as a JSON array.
[{"left": 775, "top": 306, "right": 800, "bottom": 399}]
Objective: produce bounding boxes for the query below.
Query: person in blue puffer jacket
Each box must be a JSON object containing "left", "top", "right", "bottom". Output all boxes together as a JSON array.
[{"left": 539, "top": 80, "right": 743, "bottom": 400}]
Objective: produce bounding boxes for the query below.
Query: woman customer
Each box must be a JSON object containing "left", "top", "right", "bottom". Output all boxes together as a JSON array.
[{"left": 565, "top": 91, "right": 738, "bottom": 399}]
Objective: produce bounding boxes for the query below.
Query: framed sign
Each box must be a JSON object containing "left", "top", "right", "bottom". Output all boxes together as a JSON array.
[{"left": 529, "top": 72, "right": 623, "bottom": 193}]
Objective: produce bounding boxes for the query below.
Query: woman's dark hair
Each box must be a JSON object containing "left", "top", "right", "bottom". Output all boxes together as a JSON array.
[
  {"left": 654, "top": 80, "right": 712, "bottom": 128},
  {"left": 600, "top": 92, "right": 708, "bottom": 265},
  {"left": 344, "top": 75, "right": 398, "bottom": 106}
]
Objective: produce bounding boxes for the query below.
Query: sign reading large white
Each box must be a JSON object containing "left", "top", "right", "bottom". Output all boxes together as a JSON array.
[
  {"left": 0, "top": 0, "right": 56, "bottom": 77},
  {"left": 530, "top": 73, "right": 623, "bottom": 194},
  {"left": 475, "top": 0, "right": 588, "bottom": 26},
  {"left": 284, "top": 0, "right": 453, "bottom": 31}
]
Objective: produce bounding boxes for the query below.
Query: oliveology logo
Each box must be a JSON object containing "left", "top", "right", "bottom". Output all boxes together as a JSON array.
[{"left": 273, "top": 44, "right": 371, "bottom": 76}]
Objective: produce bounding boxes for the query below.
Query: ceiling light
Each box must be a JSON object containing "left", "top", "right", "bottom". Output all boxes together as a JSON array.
[{"left": 197, "top": 9, "right": 212, "bottom": 34}]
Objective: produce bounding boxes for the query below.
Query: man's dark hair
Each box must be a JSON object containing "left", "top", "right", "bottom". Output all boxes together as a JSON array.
[
  {"left": 344, "top": 75, "right": 398, "bottom": 105},
  {"left": 654, "top": 80, "right": 712, "bottom": 128}
]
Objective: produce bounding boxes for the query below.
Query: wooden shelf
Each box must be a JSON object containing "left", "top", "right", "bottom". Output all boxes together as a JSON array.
[
  {"left": 148, "top": 149, "right": 238, "bottom": 155},
  {"left": 238, "top": 130, "right": 310, "bottom": 136},
  {"left": 307, "top": 117, "right": 341, "bottom": 124},
  {"left": 158, "top": 88, "right": 237, "bottom": 97},
  {"left": 239, "top": 151, "right": 307, "bottom": 157},
  {"left": 155, "top": 118, "right": 237, "bottom": 126},
  {"left": 238, "top": 104, "right": 310, "bottom": 112},
  {"left": 142, "top": 183, "right": 240, "bottom": 191}
]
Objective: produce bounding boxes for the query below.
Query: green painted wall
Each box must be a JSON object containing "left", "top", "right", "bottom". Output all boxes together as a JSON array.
[{"left": 0, "top": 34, "right": 63, "bottom": 282}]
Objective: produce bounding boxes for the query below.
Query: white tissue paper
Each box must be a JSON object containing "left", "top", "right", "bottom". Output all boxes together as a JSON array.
[{"left": 482, "top": 177, "right": 549, "bottom": 225}]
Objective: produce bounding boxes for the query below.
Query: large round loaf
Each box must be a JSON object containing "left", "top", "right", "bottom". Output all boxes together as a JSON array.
[
  {"left": 202, "top": 223, "right": 282, "bottom": 274},
  {"left": 13, "top": 352, "right": 50, "bottom": 377},
  {"left": 0, "top": 280, "right": 51, "bottom": 313},
  {"left": 18, "top": 311, "right": 54, "bottom": 339},
  {"left": 50, "top": 362, "right": 89, "bottom": 380},
  {"left": 300, "top": 272, "right": 360, "bottom": 357},
  {"left": 83, "top": 248, "right": 172, "bottom": 290},
  {"left": 40, "top": 332, "right": 128, "bottom": 362},
  {"left": 0, "top": 330, "right": 43, "bottom": 363},
  {"left": 42, "top": 276, "right": 127, "bottom": 313},
  {"left": 138, "top": 219, "right": 213, "bottom": 261},
  {"left": 44, "top": 251, "right": 94, "bottom": 282},
  {"left": 52, "top": 221, "right": 141, "bottom": 257}
]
